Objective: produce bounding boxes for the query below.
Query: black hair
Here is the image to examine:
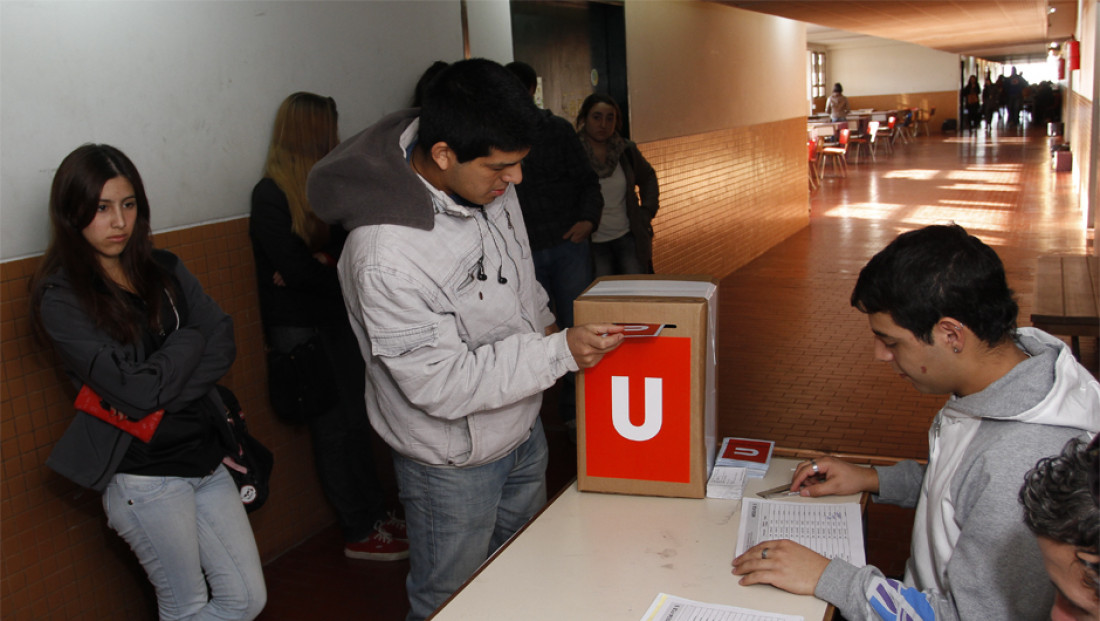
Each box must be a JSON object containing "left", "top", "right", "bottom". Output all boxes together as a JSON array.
[
  {"left": 833, "top": 83, "right": 843, "bottom": 93},
  {"left": 850, "top": 224, "right": 1018, "bottom": 344},
  {"left": 575, "top": 93, "right": 624, "bottom": 134},
  {"left": 412, "top": 60, "right": 450, "bottom": 108},
  {"left": 30, "top": 144, "right": 175, "bottom": 344},
  {"left": 417, "top": 58, "right": 538, "bottom": 163},
  {"left": 1020, "top": 436, "right": 1100, "bottom": 594},
  {"left": 505, "top": 61, "right": 537, "bottom": 93}
]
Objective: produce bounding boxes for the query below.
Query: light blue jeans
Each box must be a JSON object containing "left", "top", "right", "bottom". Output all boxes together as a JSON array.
[
  {"left": 103, "top": 465, "right": 267, "bottom": 620},
  {"left": 394, "top": 419, "right": 548, "bottom": 621}
]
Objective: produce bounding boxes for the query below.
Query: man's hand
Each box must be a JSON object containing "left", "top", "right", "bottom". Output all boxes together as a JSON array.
[
  {"left": 565, "top": 324, "right": 625, "bottom": 368},
  {"left": 562, "top": 221, "right": 594, "bottom": 244},
  {"left": 731, "top": 540, "right": 829, "bottom": 595},
  {"left": 790, "top": 455, "right": 879, "bottom": 497}
]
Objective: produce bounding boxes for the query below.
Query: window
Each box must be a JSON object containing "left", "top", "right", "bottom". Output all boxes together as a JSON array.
[{"left": 809, "top": 51, "right": 826, "bottom": 99}]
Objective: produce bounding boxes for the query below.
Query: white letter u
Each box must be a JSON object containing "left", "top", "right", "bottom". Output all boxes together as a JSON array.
[{"left": 611, "top": 376, "right": 663, "bottom": 442}]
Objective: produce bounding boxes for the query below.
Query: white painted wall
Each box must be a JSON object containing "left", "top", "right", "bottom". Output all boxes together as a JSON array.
[
  {"left": 0, "top": 0, "right": 515, "bottom": 261},
  {"left": 827, "top": 36, "right": 959, "bottom": 96},
  {"left": 625, "top": 2, "right": 807, "bottom": 142}
]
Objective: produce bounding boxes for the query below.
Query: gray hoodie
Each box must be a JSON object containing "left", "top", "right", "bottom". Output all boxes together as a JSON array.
[
  {"left": 815, "top": 328, "right": 1100, "bottom": 621},
  {"left": 306, "top": 110, "right": 575, "bottom": 467}
]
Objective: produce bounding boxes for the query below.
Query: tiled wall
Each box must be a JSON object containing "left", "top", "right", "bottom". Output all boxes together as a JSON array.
[
  {"left": 645, "top": 117, "right": 810, "bottom": 278},
  {"left": 0, "top": 115, "right": 809, "bottom": 618},
  {"left": 1, "top": 219, "right": 336, "bottom": 620}
]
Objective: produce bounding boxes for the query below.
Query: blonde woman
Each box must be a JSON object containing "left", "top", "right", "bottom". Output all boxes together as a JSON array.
[{"left": 249, "top": 92, "right": 407, "bottom": 560}]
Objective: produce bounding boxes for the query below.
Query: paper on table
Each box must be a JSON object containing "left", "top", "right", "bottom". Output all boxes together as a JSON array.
[
  {"left": 705, "top": 466, "right": 747, "bottom": 499},
  {"left": 736, "top": 499, "right": 866, "bottom": 566},
  {"left": 640, "top": 592, "right": 804, "bottom": 621}
]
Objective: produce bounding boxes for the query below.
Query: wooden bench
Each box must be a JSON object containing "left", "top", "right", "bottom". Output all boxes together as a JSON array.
[{"left": 1030, "top": 255, "right": 1099, "bottom": 361}]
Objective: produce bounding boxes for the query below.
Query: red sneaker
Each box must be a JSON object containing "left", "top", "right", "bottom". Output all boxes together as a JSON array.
[
  {"left": 344, "top": 527, "right": 409, "bottom": 561},
  {"left": 377, "top": 512, "right": 408, "bottom": 541}
]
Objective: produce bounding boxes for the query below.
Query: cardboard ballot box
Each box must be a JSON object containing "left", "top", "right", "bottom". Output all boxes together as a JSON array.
[{"left": 574, "top": 275, "right": 718, "bottom": 498}]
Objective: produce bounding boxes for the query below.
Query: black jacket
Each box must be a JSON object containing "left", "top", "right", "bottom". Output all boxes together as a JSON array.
[
  {"left": 249, "top": 177, "right": 347, "bottom": 328},
  {"left": 514, "top": 109, "right": 603, "bottom": 250},
  {"left": 39, "top": 251, "right": 235, "bottom": 490}
]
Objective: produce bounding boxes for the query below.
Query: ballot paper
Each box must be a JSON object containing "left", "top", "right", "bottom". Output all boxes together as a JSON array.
[
  {"left": 705, "top": 466, "right": 747, "bottom": 499},
  {"left": 735, "top": 499, "right": 866, "bottom": 566},
  {"left": 640, "top": 593, "right": 804, "bottom": 621}
]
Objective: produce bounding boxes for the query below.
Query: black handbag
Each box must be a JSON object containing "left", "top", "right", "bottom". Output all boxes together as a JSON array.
[
  {"left": 265, "top": 334, "right": 339, "bottom": 424},
  {"left": 216, "top": 386, "right": 274, "bottom": 513}
]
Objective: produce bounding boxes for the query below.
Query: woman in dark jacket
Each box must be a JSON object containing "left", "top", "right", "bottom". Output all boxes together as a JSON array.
[
  {"left": 575, "top": 94, "right": 660, "bottom": 276},
  {"left": 31, "top": 144, "right": 266, "bottom": 620},
  {"left": 249, "top": 92, "right": 406, "bottom": 561}
]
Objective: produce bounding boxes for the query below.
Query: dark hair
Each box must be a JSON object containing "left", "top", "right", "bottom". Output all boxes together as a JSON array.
[
  {"left": 412, "top": 60, "right": 450, "bottom": 108},
  {"left": 1020, "top": 436, "right": 1100, "bottom": 594},
  {"left": 31, "top": 144, "right": 174, "bottom": 344},
  {"left": 833, "top": 83, "right": 843, "bottom": 93},
  {"left": 850, "top": 224, "right": 1018, "bottom": 344},
  {"left": 417, "top": 58, "right": 538, "bottom": 162},
  {"left": 505, "top": 61, "right": 537, "bottom": 93},
  {"left": 575, "top": 93, "right": 623, "bottom": 134}
]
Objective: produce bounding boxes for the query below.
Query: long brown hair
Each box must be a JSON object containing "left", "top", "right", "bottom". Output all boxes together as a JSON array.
[
  {"left": 263, "top": 92, "right": 339, "bottom": 250},
  {"left": 31, "top": 144, "right": 175, "bottom": 344}
]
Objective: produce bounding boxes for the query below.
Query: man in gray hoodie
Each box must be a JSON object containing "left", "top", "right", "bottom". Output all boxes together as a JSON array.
[
  {"left": 732, "top": 224, "right": 1099, "bottom": 621},
  {"left": 306, "top": 59, "right": 624, "bottom": 621}
]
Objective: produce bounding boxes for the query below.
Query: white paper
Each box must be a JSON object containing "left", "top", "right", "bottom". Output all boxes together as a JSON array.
[
  {"left": 640, "top": 593, "right": 804, "bottom": 621},
  {"left": 706, "top": 466, "right": 747, "bottom": 499},
  {"left": 736, "top": 499, "right": 866, "bottom": 566}
]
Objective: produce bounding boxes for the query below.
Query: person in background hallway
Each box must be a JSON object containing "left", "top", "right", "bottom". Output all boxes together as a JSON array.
[
  {"left": 249, "top": 92, "right": 407, "bottom": 561},
  {"left": 825, "top": 82, "right": 849, "bottom": 122},
  {"left": 1006, "top": 67, "right": 1029, "bottom": 127},
  {"left": 961, "top": 75, "right": 981, "bottom": 131},
  {"left": 981, "top": 74, "right": 997, "bottom": 131},
  {"left": 505, "top": 61, "right": 603, "bottom": 434},
  {"left": 575, "top": 93, "right": 660, "bottom": 277},
  {"left": 32, "top": 144, "right": 267, "bottom": 620},
  {"left": 732, "top": 224, "right": 1100, "bottom": 621},
  {"left": 305, "top": 58, "right": 626, "bottom": 621},
  {"left": 1019, "top": 435, "right": 1099, "bottom": 621}
]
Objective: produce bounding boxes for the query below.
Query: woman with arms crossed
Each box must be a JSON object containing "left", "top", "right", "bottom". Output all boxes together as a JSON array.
[{"left": 32, "top": 144, "right": 266, "bottom": 620}]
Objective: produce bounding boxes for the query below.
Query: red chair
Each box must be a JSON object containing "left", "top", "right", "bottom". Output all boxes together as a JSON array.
[
  {"left": 820, "top": 128, "right": 849, "bottom": 178},
  {"left": 850, "top": 120, "right": 879, "bottom": 163},
  {"left": 875, "top": 116, "right": 897, "bottom": 155}
]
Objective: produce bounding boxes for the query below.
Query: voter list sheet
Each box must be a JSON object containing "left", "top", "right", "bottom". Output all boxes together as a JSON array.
[{"left": 735, "top": 499, "right": 866, "bottom": 566}]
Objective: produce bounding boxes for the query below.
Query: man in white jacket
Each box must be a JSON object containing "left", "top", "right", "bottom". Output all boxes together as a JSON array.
[
  {"left": 307, "top": 59, "right": 624, "bottom": 621},
  {"left": 733, "top": 224, "right": 1100, "bottom": 621}
]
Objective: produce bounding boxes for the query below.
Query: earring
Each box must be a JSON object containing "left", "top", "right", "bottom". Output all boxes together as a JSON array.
[{"left": 953, "top": 347, "right": 960, "bottom": 353}]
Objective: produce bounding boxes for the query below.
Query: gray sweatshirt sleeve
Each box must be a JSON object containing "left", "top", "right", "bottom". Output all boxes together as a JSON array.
[
  {"left": 814, "top": 559, "right": 960, "bottom": 621},
  {"left": 873, "top": 459, "right": 926, "bottom": 507}
]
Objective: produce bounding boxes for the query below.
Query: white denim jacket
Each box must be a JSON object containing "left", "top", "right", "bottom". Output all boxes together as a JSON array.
[{"left": 308, "top": 110, "right": 576, "bottom": 467}]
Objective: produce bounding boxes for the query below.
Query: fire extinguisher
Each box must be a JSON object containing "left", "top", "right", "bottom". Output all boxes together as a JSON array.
[{"left": 1067, "top": 38, "right": 1080, "bottom": 71}]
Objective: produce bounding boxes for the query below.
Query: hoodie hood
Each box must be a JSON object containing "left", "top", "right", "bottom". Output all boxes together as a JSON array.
[
  {"left": 947, "top": 327, "right": 1099, "bottom": 432},
  {"left": 306, "top": 108, "right": 434, "bottom": 232}
]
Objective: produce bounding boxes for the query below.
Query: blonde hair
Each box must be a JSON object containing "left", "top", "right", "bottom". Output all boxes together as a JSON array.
[{"left": 263, "top": 92, "right": 339, "bottom": 249}]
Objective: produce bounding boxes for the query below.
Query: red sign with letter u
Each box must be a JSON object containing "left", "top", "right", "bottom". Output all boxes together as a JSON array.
[{"left": 583, "top": 337, "right": 692, "bottom": 482}]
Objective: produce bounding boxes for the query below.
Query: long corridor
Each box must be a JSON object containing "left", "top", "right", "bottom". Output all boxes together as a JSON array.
[{"left": 256, "top": 124, "right": 1095, "bottom": 621}]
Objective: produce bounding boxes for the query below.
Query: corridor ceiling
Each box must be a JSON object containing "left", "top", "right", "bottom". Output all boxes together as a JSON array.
[{"left": 721, "top": 1, "right": 1078, "bottom": 61}]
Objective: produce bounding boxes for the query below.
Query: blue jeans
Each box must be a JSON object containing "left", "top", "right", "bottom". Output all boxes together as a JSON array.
[
  {"left": 531, "top": 239, "right": 592, "bottom": 330},
  {"left": 591, "top": 233, "right": 646, "bottom": 278},
  {"left": 532, "top": 240, "right": 592, "bottom": 423},
  {"left": 102, "top": 465, "right": 266, "bottom": 620},
  {"left": 268, "top": 323, "right": 388, "bottom": 542},
  {"left": 393, "top": 419, "right": 548, "bottom": 621}
]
